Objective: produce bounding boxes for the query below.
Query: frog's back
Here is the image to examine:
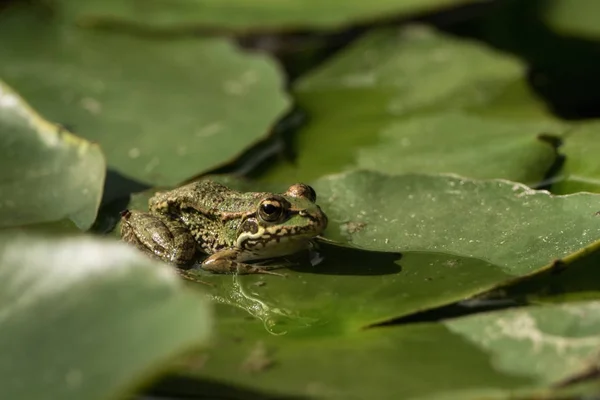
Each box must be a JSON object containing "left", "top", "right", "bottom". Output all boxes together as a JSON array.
[
  {"left": 149, "top": 180, "right": 263, "bottom": 214},
  {"left": 194, "top": 180, "right": 265, "bottom": 212}
]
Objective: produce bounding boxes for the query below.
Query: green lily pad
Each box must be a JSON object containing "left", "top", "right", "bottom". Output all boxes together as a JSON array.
[
  {"left": 315, "top": 171, "right": 600, "bottom": 273},
  {"left": 0, "top": 233, "right": 212, "bottom": 400},
  {"left": 0, "top": 7, "right": 289, "bottom": 186},
  {"left": 542, "top": 0, "right": 600, "bottom": 40},
  {"left": 56, "top": 0, "right": 478, "bottom": 32},
  {"left": 552, "top": 122, "right": 600, "bottom": 194},
  {"left": 0, "top": 81, "right": 105, "bottom": 230},
  {"left": 355, "top": 112, "right": 561, "bottom": 186},
  {"left": 176, "top": 300, "right": 600, "bottom": 400},
  {"left": 260, "top": 26, "right": 560, "bottom": 184},
  {"left": 119, "top": 171, "right": 600, "bottom": 330}
]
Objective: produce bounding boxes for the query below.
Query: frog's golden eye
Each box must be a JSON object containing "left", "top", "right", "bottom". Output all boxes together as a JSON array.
[{"left": 259, "top": 199, "right": 284, "bottom": 222}]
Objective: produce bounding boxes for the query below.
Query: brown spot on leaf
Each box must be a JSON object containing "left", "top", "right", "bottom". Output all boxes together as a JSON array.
[
  {"left": 176, "top": 353, "right": 210, "bottom": 370},
  {"left": 341, "top": 221, "right": 367, "bottom": 234},
  {"left": 240, "top": 341, "right": 275, "bottom": 373}
]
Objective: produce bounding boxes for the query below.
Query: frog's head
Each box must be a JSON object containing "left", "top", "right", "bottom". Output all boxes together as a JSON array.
[{"left": 235, "top": 183, "right": 328, "bottom": 255}]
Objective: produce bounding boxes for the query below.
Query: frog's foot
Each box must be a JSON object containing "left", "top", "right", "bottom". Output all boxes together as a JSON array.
[
  {"left": 175, "top": 269, "right": 215, "bottom": 287},
  {"left": 201, "top": 250, "right": 286, "bottom": 277},
  {"left": 120, "top": 209, "right": 197, "bottom": 265}
]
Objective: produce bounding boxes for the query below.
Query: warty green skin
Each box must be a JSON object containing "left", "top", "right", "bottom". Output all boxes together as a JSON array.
[{"left": 120, "top": 180, "right": 328, "bottom": 276}]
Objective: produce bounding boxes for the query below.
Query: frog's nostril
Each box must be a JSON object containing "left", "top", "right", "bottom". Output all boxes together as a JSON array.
[{"left": 120, "top": 209, "right": 132, "bottom": 219}]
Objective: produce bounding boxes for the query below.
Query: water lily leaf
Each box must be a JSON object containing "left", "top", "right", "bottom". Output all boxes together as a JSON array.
[
  {"left": 56, "top": 0, "right": 479, "bottom": 32},
  {"left": 260, "top": 26, "right": 560, "bottom": 184},
  {"left": 354, "top": 112, "right": 562, "bottom": 186},
  {"left": 542, "top": 0, "right": 600, "bottom": 40},
  {"left": 0, "top": 233, "right": 212, "bottom": 400},
  {"left": 552, "top": 122, "right": 600, "bottom": 194},
  {"left": 0, "top": 81, "right": 105, "bottom": 230},
  {"left": 0, "top": 7, "right": 289, "bottom": 186},
  {"left": 295, "top": 27, "right": 527, "bottom": 113},
  {"left": 315, "top": 171, "right": 600, "bottom": 273},
  {"left": 119, "top": 171, "right": 600, "bottom": 330},
  {"left": 176, "top": 301, "right": 600, "bottom": 400}
]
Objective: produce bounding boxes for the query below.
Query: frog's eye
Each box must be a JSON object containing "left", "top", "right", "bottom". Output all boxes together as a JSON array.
[
  {"left": 286, "top": 183, "right": 317, "bottom": 203},
  {"left": 259, "top": 199, "right": 284, "bottom": 222}
]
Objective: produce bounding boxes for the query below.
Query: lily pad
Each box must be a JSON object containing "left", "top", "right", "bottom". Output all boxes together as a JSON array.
[
  {"left": 551, "top": 122, "right": 600, "bottom": 194},
  {"left": 0, "top": 7, "right": 290, "bottom": 186},
  {"left": 0, "top": 233, "right": 212, "bottom": 400},
  {"left": 120, "top": 171, "right": 600, "bottom": 330},
  {"left": 542, "top": 0, "right": 600, "bottom": 40},
  {"left": 56, "top": 0, "right": 478, "bottom": 32},
  {"left": 355, "top": 112, "right": 562, "bottom": 186},
  {"left": 260, "top": 26, "right": 560, "bottom": 184},
  {"left": 0, "top": 81, "right": 105, "bottom": 230},
  {"left": 176, "top": 301, "right": 600, "bottom": 400},
  {"left": 315, "top": 171, "right": 600, "bottom": 273}
]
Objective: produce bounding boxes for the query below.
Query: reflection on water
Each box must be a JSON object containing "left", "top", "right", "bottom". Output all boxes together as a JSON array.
[
  {"left": 207, "top": 274, "right": 319, "bottom": 335},
  {"left": 188, "top": 242, "right": 403, "bottom": 335}
]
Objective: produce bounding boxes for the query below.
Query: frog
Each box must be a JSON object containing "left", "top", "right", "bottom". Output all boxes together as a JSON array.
[{"left": 120, "top": 179, "right": 328, "bottom": 277}]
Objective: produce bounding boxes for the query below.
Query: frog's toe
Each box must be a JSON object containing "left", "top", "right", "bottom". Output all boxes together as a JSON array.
[
  {"left": 201, "top": 257, "right": 286, "bottom": 276},
  {"left": 249, "top": 267, "right": 287, "bottom": 277},
  {"left": 234, "top": 262, "right": 287, "bottom": 277}
]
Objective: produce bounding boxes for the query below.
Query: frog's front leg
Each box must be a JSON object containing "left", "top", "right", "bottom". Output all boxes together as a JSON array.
[
  {"left": 120, "top": 209, "right": 197, "bottom": 265},
  {"left": 201, "top": 249, "right": 285, "bottom": 276}
]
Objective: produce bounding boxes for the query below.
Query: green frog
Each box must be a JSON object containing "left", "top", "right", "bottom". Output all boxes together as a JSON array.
[{"left": 120, "top": 180, "right": 328, "bottom": 276}]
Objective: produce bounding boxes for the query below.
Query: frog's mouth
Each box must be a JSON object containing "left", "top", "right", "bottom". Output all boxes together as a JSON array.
[
  {"left": 241, "top": 234, "right": 316, "bottom": 261},
  {"left": 237, "top": 220, "right": 324, "bottom": 253}
]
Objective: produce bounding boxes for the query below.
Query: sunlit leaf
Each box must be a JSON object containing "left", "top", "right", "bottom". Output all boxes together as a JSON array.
[
  {"left": 0, "top": 233, "right": 212, "bottom": 400},
  {"left": 0, "top": 81, "right": 105, "bottom": 230}
]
